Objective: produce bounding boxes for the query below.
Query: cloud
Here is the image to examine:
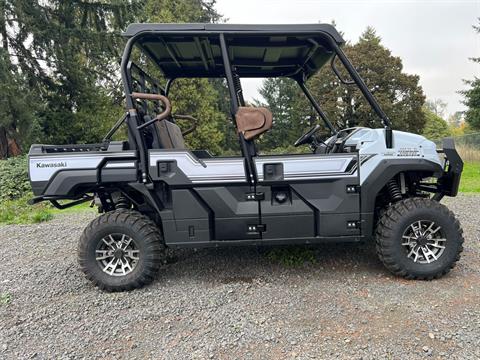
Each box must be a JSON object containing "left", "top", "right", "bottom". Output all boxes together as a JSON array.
[{"left": 216, "top": 0, "right": 480, "bottom": 116}]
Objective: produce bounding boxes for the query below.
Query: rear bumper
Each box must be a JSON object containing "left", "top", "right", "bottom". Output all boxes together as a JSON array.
[{"left": 437, "top": 137, "right": 463, "bottom": 197}]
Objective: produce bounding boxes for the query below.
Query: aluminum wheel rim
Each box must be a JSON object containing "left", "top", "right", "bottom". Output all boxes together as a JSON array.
[
  {"left": 401, "top": 220, "right": 446, "bottom": 264},
  {"left": 95, "top": 233, "right": 139, "bottom": 276}
]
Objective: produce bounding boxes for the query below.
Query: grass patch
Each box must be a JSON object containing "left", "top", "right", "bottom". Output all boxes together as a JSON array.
[
  {"left": 459, "top": 162, "right": 480, "bottom": 193},
  {"left": 0, "top": 292, "right": 12, "bottom": 306},
  {"left": 266, "top": 246, "right": 316, "bottom": 267},
  {"left": 0, "top": 196, "right": 54, "bottom": 224},
  {"left": 0, "top": 195, "right": 93, "bottom": 225}
]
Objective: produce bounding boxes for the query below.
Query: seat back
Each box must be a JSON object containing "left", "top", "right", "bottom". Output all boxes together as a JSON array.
[
  {"left": 154, "top": 119, "right": 186, "bottom": 149},
  {"left": 235, "top": 107, "right": 273, "bottom": 140}
]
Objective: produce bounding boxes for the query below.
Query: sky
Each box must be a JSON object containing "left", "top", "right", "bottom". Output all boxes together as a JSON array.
[{"left": 215, "top": 0, "right": 480, "bottom": 117}]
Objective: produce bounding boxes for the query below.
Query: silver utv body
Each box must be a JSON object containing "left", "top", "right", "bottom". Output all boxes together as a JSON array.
[{"left": 28, "top": 23, "right": 462, "bottom": 248}]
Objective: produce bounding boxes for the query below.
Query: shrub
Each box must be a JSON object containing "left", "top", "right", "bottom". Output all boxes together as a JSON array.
[{"left": 0, "top": 155, "right": 31, "bottom": 201}]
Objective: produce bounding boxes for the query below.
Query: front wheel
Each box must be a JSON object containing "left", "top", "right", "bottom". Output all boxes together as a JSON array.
[
  {"left": 375, "top": 198, "right": 463, "bottom": 280},
  {"left": 78, "top": 210, "right": 165, "bottom": 291}
]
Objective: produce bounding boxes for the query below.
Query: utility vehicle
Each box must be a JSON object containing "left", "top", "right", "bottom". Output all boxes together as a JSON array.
[{"left": 28, "top": 23, "right": 464, "bottom": 291}]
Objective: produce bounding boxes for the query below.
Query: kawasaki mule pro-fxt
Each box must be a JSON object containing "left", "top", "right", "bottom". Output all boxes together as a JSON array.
[{"left": 28, "top": 24, "right": 464, "bottom": 291}]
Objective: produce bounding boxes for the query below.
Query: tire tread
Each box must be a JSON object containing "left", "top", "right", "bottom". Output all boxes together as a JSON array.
[
  {"left": 375, "top": 197, "right": 463, "bottom": 280},
  {"left": 78, "top": 209, "right": 165, "bottom": 292}
]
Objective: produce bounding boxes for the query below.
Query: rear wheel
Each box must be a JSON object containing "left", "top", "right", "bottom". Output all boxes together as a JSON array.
[
  {"left": 78, "top": 210, "right": 165, "bottom": 291},
  {"left": 375, "top": 197, "right": 463, "bottom": 280}
]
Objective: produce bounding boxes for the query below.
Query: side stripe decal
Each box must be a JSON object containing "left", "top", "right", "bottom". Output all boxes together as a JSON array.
[
  {"left": 149, "top": 151, "right": 246, "bottom": 183},
  {"left": 149, "top": 151, "right": 363, "bottom": 183}
]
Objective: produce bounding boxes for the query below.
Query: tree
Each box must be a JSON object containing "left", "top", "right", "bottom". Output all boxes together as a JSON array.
[
  {"left": 422, "top": 108, "right": 450, "bottom": 140},
  {"left": 169, "top": 78, "right": 225, "bottom": 155},
  {"left": 462, "top": 19, "right": 480, "bottom": 130},
  {"left": 257, "top": 27, "right": 426, "bottom": 152},
  {"left": 0, "top": 48, "right": 40, "bottom": 158},
  {"left": 0, "top": 0, "right": 138, "bottom": 156},
  {"left": 425, "top": 99, "right": 448, "bottom": 118},
  {"left": 142, "top": 0, "right": 221, "bottom": 23},
  {"left": 255, "top": 77, "right": 313, "bottom": 150},
  {"left": 141, "top": 0, "right": 228, "bottom": 155},
  {"left": 0, "top": 0, "right": 227, "bottom": 157},
  {"left": 447, "top": 111, "right": 464, "bottom": 128},
  {"left": 308, "top": 27, "right": 425, "bottom": 133},
  {"left": 463, "top": 79, "right": 480, "bottom": 130}
]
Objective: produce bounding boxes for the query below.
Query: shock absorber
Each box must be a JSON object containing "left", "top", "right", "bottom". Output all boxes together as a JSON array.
[
  {"left": 387, "top": 178, "right": 402, "bottom": 202},
  {"left": 114, "top": 194, "right": 131, "bottom": 210},
  {"left": 232, "top": 71, "right": 245, "bottom": 106}
]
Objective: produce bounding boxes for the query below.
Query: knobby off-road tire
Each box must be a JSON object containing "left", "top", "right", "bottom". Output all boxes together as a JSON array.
[
  {"left": 78, "top": 210, "right": 165, "bottom": 291},
  {"left": 376, "top": 197, "right": 463, "bottom": 280}
]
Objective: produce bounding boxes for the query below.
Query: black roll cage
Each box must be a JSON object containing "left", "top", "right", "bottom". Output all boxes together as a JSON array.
[{"left": 118, "top": 28, "right": 393, "bottom": 183}]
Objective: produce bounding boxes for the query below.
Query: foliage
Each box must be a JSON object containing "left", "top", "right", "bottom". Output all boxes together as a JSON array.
[
  {"left": 142, "top": 0, "right": 221, "bottom": 23},
  {"left": 310, "top": 27, "right": 425, "bottom": 133},
  {"left": 169, "top": 78, "right": 226, "bottom": 155},
  {"left": 141, "top": 0, "right": 227, "bottom": 155},
  {"left": 0, "top": 0, "right": 140, "bottom": 154},
  {"left": 256, "top": 78, "right": 315, "bottom": 151},
  {"left": 266, "top": 246, "right": 317, "bottom": 267},
  {"left": 422, "top": 108, "right": 451, "bottom": 140},
  {"left": 0, "top": 193, "right": 95, "bottom": 225},
  {"left": 0, "top": 0, "right": 227, "bottom": 156},
  {"left": 0, "top": 195, "right": 52, "bottom": 224},
  {"left": 0, "top": 155, "right": 30, "bottom": 201},
  {"left": 462, "top": 79, "right": 480, "bottom": 130},
  {"left": 462, "top": 19, "right": 480, "bottom": 130},
  {"left": 256, "top": 27, "right": 426, "bottom": 151},
  {"left": 0, "top": 156, "right": 56, "bottom": 224},
  {"left": 0, "top": 49, "right": 40, "bottom": 157}
]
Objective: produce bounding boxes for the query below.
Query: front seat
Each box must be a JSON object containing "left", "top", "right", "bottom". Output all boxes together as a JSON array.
[{"left": 154, "top": 119, "right": 186, "bottom": 149}]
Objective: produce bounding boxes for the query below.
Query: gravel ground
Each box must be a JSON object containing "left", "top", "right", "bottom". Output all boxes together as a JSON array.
[{"left": 0, "top": 195, "right": 479, "bottom": 359}]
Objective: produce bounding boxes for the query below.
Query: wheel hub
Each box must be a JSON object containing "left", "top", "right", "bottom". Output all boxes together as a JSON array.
[
  {"left": 415, "top": 236, "right": 428, "bottom": 247},
  {"left": 113, "top": 248, "right": 125, "bottom": 259},
  {"left": 401, "top": 220, "right": 446, "bottom": 264},
  {"left": 95, "top": 233, "right": 140, "bottom": 276}
]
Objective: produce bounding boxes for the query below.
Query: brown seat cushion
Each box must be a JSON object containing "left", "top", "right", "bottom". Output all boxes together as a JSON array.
[
  {"left": 235, "top": 107, "right": 273, "bottom": 140},
  {"left": 155, "top": 120, "right": 186, "bottom": 149}
]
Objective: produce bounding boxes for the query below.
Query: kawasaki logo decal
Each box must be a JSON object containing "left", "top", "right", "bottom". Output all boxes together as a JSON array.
[{"left": 36, "top": 162, "right": 67, "bottom": 168}]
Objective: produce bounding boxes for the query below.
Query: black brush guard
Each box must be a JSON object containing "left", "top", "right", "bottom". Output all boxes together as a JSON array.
[{"left": 437, "top": 137, "right": 464, "bottom": 197}]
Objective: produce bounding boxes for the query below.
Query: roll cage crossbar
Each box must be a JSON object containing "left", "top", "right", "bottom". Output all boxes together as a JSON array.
[{"left": 118, "top": 24, "right": 393, "bottom": 182}]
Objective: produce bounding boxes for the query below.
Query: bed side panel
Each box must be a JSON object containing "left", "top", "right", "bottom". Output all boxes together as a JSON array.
[{"left": 28, "top": 148, "right": 137, "bottom": 196}]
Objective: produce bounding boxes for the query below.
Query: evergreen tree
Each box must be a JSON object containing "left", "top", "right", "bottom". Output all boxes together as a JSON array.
[
  {"left": 0, "top": 0, "right": 138, "bottom": 155},
  {"left": 462, "top": 19, "right": 480, "bottom": 130},
  {"left": 0, "top": 48, "right": 40, "bottom": 158},
  {"left": 309, "top": 27, "right": 425, "bottom": 133},
  {"left": 0, "top": 0, "right": 227, "bottom": 156},
  {"left": 255, "top": 78, "right": 312, "bottom": 151},
  {"left": 256, "top": 27, "right": 426, "bottom": 152}
]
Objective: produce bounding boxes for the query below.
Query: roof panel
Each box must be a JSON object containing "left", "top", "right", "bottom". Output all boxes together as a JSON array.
[
  {"left": 130, "top": 24, "right": 343, "bottom": 79},
  {"left": 123, "top": 23, "right": 345, "bottom": 44}
]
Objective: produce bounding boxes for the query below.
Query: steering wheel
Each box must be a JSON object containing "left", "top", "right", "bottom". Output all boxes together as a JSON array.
[{"left": 294, "top": 124, "right": 322, "bottom": 147}]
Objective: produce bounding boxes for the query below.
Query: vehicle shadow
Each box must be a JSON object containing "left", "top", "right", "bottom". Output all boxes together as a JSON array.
[{"left": 157, "top": 242, "right": 388, "bottom": 284}]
